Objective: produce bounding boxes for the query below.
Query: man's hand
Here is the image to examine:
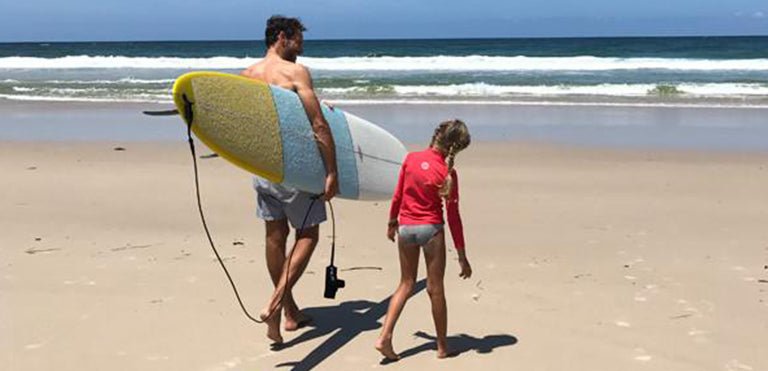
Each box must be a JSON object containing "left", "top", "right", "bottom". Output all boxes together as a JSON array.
[
  {"left": 323, "top": 173, "right": 339, "bottom": 201},
  {"left": 321, "top": 100, "right": 336, "bottom": 111}
]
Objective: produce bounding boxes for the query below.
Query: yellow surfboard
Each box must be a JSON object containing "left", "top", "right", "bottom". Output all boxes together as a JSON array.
[{"left": 172, "top": 71, "right": 406, "bottom": 200}]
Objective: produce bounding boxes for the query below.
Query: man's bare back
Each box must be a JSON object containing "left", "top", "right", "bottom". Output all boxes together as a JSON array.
[
  {"left": 240, "top": 31, "right": 338, "bottom": 200},
  {"left": 241, "top": 55, "right": 302, "bottom": 92}
]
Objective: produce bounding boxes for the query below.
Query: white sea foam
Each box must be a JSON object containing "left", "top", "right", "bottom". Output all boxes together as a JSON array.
[
  {"left": 303, "top": 55, "right": 768, "bottom": 71},
  {"left": 39, "top": 78, "right": 176, "bottom": 84},
  {"left": 1, "top": 55, "right": 768, "bottom": 71},
  {"left": 320, "top": 83, "right": 768, "bottom": 98},
  {"left": 3, "top": 80, "right": 767, "bottom": 106},
  {"left": 0, "top": 93, "right": 171, "bottom": 103},
  {"left": 11, "top": 86, "right": 168, "bottom": 95},
  {"left": 326, "top": 99, "right": 768, "bottom": 109},
  {"left": 2, "top": 93, "right": 767, "bottom": 108},
  {"left": 0, "top": 56, "right": 249, "bottom": 69}
]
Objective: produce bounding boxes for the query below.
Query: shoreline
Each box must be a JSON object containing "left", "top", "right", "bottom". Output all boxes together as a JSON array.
[{"left": 2, "top": 99, "right": 768, "bottom": 152}]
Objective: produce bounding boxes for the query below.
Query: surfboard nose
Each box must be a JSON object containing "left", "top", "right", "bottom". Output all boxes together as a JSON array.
[{"left": 173, "top": 72, "right": 285, "bottom": 183}]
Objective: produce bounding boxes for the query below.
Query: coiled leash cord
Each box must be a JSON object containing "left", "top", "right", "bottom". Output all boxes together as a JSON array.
[{"left": 181, "top": 95, "right": 335, "bottom": 324}]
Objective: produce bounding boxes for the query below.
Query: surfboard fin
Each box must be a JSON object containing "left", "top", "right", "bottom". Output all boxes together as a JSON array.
[{"left": 142, "top": 109, "right": 179, "bottom": 116}]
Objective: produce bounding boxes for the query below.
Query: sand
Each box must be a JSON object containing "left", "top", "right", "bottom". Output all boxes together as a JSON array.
[{"left": 1, "top": 139, "right": 767, "bottom": 371}]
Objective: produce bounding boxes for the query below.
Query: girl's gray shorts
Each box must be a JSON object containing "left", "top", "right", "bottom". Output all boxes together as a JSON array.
[{"left": 398, "top": 224, "right": 443, "bottom": 246}]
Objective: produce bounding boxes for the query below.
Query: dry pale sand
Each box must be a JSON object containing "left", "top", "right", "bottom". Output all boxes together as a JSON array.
[{"left": 1, "top": 140, "right": 767, "bottom": 371}]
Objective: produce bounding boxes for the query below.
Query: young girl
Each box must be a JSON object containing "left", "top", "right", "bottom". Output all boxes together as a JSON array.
[{"left": 375, "top": 119, "right": 472, "bottom": 360}]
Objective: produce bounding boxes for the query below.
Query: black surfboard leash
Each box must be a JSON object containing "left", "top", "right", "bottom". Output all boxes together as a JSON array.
[{"left": 178, "top": 94, "right": 334, "bottom": 326}]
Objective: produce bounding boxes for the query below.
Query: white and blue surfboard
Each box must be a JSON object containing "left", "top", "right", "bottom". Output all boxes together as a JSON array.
[{"left": 172, "top": 71, "right": 407, "bottom": 201}]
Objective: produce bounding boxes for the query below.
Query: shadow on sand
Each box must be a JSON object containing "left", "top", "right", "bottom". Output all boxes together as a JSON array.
[
  {"left": 274, "top": 279, "right": 427, "bottom": 370},
  {"left": 380, "top": 330, "right": 518, "bottom": 365},
  {"left": 274, "top": 278, "right": 517, "bottom": 369}
]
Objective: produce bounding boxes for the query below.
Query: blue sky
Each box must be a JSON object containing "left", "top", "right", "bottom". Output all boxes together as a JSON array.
[{"left": 1, "top": 0, "right": 767, "bottom": 42}]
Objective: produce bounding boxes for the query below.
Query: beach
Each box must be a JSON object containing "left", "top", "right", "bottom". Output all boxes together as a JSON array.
[{"left": 1, "top": 100, "right": 767, "bottom": 371}]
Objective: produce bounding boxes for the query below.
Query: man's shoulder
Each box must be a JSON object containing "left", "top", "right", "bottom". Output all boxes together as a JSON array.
[
  {"left": 240, "top": 63, "right": 262, "bottom": 78},
  {"left": 268, "top": 60, "right": 308, "bottom": 79},
  {"left": 284, "top": 62, "right": 309, "bottom": 77}
]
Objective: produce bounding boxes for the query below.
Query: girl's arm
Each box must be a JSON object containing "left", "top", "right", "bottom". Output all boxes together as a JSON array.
[
  {"left": 446, "top": 169, "right": 465, "bottom": 250},
  {"left": 387, "top": 155, "right": 408, "bottom": 241},
  {"left": 447, "top": 170, "right": 472, "bottom": 278}
]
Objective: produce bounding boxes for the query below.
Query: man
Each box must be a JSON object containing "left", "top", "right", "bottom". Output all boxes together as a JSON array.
[{"left": 241, "top": 15, "right": 338, "bottom": 344}]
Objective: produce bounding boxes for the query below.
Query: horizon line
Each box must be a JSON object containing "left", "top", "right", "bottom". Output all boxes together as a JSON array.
[{"left": 2, "top": 34, "right": 768, "bottom": 44}]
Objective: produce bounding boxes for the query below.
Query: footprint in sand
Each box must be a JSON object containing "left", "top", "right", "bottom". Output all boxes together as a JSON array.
[
  {"left": 205, "top": 357, "right": 242, "bottom": 371},
  {"left": 248, "top": 352, "right": 278, "bottom": 362},
  {"left": 633, "top": 348, "right": 652, "bottom": 362},
  {"left": 145, "top": 355, "right": 170, "bottom": 361},
  {"left": 688, "top": 328, "right": 710, "bottom": 344},
  {"left": 614, "top": 320, "right": 631, "bottom": 328},
  {"left": 63, "top": 277, "right": 96, "bottom": 286},
  {"left": 687, "top": 328, "right": 709, "bottom": 336},
  {"left": 632, "top": 283, "right": 659, "bottom": 302},
  {"left": 24, "top": 342, "right": 47, "bottom": 350},
  {"left": 725, "top": 359, "right": 753, "bottom": 371}
]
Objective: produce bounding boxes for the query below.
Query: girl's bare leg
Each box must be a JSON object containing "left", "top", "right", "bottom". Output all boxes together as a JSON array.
[
  {"left": 423, "top": 230, "right": 449, "bottom": 358},
  {"left": 375, "top": 239, "right": 420, "bottom": 360}
]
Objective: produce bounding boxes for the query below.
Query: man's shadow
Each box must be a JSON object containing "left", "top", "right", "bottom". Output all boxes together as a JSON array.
[
  {"left": 274, "top": 279, "right": 427, "bottom": 370},
  {"left": 382, "top": 330, "right": 518, "bottom": 364}
]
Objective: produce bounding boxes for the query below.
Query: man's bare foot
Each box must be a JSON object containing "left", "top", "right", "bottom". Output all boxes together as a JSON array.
[
  {"left": 375, "top": 337, "right": 400, "bottom": 361},
  {"left": 260, "top": 309, "right": 283, "bottom": 344},
  {"left": 284, "top": 310, "right": 312, "bottom": 332}
]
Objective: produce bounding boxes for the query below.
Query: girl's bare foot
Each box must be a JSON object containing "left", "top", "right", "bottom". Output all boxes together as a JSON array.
[
  {"left": 260, "top": 308, "right": 283, "bottom": 344},
  {"left": 375, "top": 336, "right": 400, "bottom": 360},
  {"left": 437, "top": 341, "right": 450, "bottom": 359}
]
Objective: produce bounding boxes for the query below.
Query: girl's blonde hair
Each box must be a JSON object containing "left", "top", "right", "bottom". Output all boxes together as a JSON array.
[{"left": 429, "top": 119, "right": 471, "bottom": 198}]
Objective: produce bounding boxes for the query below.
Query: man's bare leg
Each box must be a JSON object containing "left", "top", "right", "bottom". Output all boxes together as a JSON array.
[
  {"left": 265, "top": 219, "right": 312, "bottom": 331},
  {"left": 282, "top": 225, "right": 317, "bottom": 331},
  {"left": 261, "top": 224, "right": 319, "bottom": 332},
  {"left": 263, "top": 219, "right": 290, "bottom": 343}
]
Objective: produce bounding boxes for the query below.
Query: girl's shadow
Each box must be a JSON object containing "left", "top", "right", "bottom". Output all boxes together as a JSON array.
[{"left": 382, "top": 331, "right": 518, "bottom": 364}]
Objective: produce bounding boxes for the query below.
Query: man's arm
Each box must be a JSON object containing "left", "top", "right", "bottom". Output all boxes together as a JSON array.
[{"left": 293, "top": 65, "right": 338, "bottom": 200}]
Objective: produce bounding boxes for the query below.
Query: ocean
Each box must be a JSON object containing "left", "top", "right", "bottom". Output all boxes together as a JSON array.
[{"left": 1, "top": 36, "right": 767, "bottom": 107}]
